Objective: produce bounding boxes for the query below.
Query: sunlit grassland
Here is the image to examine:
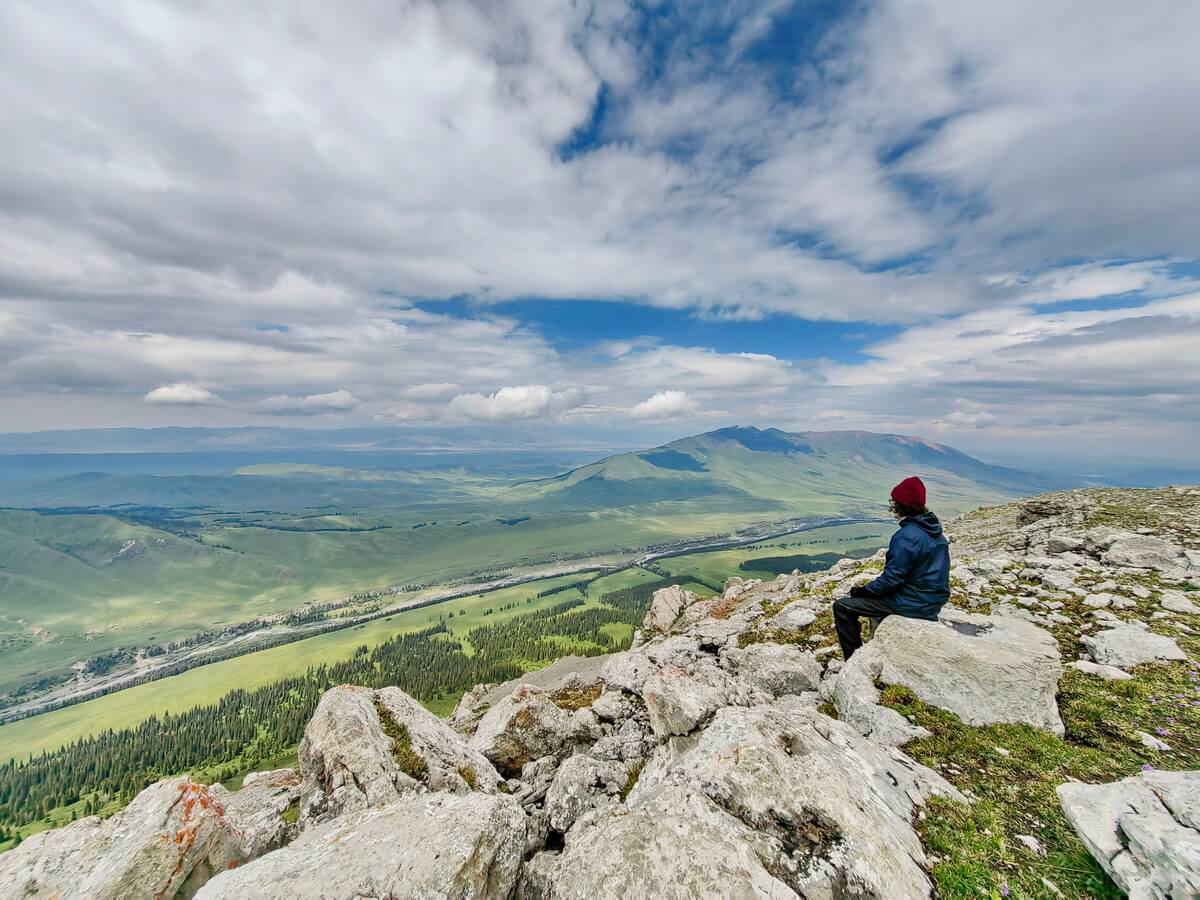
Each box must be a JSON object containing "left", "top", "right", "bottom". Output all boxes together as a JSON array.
[{"left": 0, "top": 500, "right": 791, "bottom": 694}]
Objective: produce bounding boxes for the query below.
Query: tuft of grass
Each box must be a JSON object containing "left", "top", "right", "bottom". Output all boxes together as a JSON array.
[
  {"left": 457, "top": 765, "right": 478, "bottom": 791},
  {"left": 281, "top": 797, "right": 300, "bottom": 825},
  {"left": 817, "top": 700, "right": 838, "bottom": 719},
  {"left": 372, "top": 698, "right": 429, "bottom": 782},
  {"left": 880, "top": 654, "right": 1200, "bottom": 899},
  {"left": 620, "top": 759, "right": 646, "bottom": 802},
  {"left": 738, "top": 606, "right": 837, "bottom": 651},
  {"left": 550, "top": 680, "right": 604, "bottom": 711}
]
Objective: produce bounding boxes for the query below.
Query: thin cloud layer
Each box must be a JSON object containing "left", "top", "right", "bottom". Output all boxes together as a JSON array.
[{"left": 0, "top": 1, "right": 1197, "bottom": 459}]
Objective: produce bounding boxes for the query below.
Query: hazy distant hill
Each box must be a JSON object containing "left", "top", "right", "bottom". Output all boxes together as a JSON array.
[{"left": 517, "top": 427, "right": 1065, "bottom": 512}]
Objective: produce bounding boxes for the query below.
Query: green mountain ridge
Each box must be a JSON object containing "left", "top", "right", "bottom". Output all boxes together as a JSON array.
[{"left": 515, "top": 427, "right": 1064, "bottom": 512}]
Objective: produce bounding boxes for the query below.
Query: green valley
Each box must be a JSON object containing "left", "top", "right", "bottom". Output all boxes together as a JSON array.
[{"left": 0, "top": 426, "right": 1054, "bottom": 795}]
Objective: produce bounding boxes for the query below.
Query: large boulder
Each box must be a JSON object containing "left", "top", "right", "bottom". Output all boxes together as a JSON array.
[
  {"left": 526, "top": 700, "right": 961, "bottom": 899},
  {"left": 643, "top": 585, "right": 693, "bottom": 635},
  {"left": 838, "top": 608, "right": 1065, "bottom": 736},
  {"left": 300, "top": 685, "right": 503, "bottom": 827},
  {"left": 222, "top": 769, "right": 302, "bottom": 858},
  {"left": 831, "top": 653, "right": 933, "bottom": 747},
  {"left": 641, "top": 662, "right": 757, "bottom": 738},
  {"left": 520, "top": 786, "right": 797, "bottom": 899},
  {"left": 720, "top": 641, "right": 822, "bottom": 697},
  {"left": 1101, "top": 533, "right": 1193, "bottom": 571},
  {"left": 1083, "top": 624, "right": 1186, "bottom": 669},
  {"left": 1058, "top": 769, "right": 1200, "bottom": 899},
  {"left": 375, "top": 686, "right": 505, "bottom": 793},
  {"left": 197, "top": 792, "right": 527, "bottom": 900},
  {"left": 543, "top": 753, "right": 628, "bottom": 833},
  {"left": 0, "top": 776, "right": 292, "bottom": 900},
  {"left": 469, "top": 683, "right": 576, "bottom": 773},
  {"left": 299, "top": 685, "right": 417, "bottom": 825}
]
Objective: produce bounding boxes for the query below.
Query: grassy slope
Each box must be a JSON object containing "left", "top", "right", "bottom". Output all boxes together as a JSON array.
[
  {"left": 0, "top": 564, "right": 718, "bottom": 764},
  {"left": 0, "top": 573, "right": 586, "bottom": 762}
]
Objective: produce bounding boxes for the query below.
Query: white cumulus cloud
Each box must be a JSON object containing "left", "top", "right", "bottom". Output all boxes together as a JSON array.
[
  {"left": 446, "top": 385, "right": 586, "bottom": 422},
  {"left": 143, "top": 383, "right": 221, "bottom": 406},
  {"left": 257, "top": 389, "right": 359, "bottom": 416},
  {"left": 630, "top": 390, "right": 698, "bottom": 421}
]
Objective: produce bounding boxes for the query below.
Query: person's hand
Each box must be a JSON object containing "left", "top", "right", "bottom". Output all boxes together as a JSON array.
[{"left": 849, "top": 584, "right": 867, "bottom": 599}]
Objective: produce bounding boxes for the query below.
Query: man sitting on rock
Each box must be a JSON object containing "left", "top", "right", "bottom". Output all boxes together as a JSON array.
[{"left": 834, "top": 476, "right": 950, "bottom": 660}]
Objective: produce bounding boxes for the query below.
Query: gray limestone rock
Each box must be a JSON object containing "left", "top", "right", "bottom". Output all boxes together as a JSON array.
[
  {"left": 1058, "top": 770, "right": 1200, "bottom": 899},
  {"left": 197, "top": 792, "right": 526, "bottom": 900},
  {"left": 1083, "top": 625, "right": 1186, "bottom": 669},
  {"left": 643, "top": 585, "right": 694, "bottom": 635},
  {"left": 375, "top": 686, "right": 504, "bottom": 793},
  {"left": 838, "top": 608, "right": 1065, "bottom": 736},
  {"left": 1102, "top": 534, "right": 1191, "bottom": 571},
  {"left": 720, "top": 641, "right": 822, "bottom": 697},
  {"left": 1068, "top": 659, "right": 1134, "bottom": 681},
  {"left": 519, "top": 787, "right": 797, "bottom": 899},
  {"left": 0, "top": 776, "right": 283, "bottom": 900},
  {"left": 831, "top": 648, "right": 932, "bottom": 747},
  {"left": 299, "top": 684, "right": 503, "bottom": 828},
  {"left": 1162, "top": 590, "right": 1200, "bottom": 615},
  {"left": 640, "top": 664, "right": 733, "bottom": 738},
  {"left": 298, "top": 685, "right": 419, "bottom": 826},
  {"left": 627, "top": 700, "right": 962, "bottom": 898},
  {"left": 469, "top": 683, "right": 576, "bottom": 773},
  {"left": 224, "top": 768, "right": 302, "bottom": 858},
  {"left": 543, "top": 753, "right": 627, "bottom": 833}
]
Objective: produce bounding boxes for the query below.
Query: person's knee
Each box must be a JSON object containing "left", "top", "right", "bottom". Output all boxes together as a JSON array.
[{"left": 833, "top": 596, "right": 852, "bottom": 616}]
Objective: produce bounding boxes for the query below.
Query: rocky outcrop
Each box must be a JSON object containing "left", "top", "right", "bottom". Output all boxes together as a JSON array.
[
  {"left": 376, "top": 686, "right": 505, "bottom": 793},
  {"left": 197, "top": 792, "right": 526, "bottom": 900},
  {"left": 299, "top": 684, "right": 504, "bottom": 827},
  {"left": 299, "top": 685, "right": 416, "bottom": 825},
  {"left": 469, "top": 684, "right": 577, "bottom": 773},
  {"left": 834, "top": 607, "right": 1065, "bottom": 736},
  {"left": 1083, "top": 624, "right": 1186, "bottom": 670},
  {"left": 519, "top": 786, "right": 796, "bottom": 899},
  {"left": 642, "top": 585, "right": 693, "bottom": 634},
  {"left": 718, "top": 641, "right": 821, "bottom": 697},
  {"left": 0, "top": 775, "right": 297, "bottom": 900},
  {"left": 1058, "top": 770, "right": 1200, "bottom": 899},
  {"left": 525, "top": 699, "right": 961, "bottom": 898}
]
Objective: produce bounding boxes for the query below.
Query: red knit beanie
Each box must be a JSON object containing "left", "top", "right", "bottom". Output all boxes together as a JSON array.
[{"left": 890, "top": 476, "right": 926, "bottom": 508}]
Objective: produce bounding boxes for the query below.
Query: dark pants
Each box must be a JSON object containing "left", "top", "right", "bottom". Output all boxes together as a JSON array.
[{"left": 833, "top": 595, "right": 895, "bottom": 660}]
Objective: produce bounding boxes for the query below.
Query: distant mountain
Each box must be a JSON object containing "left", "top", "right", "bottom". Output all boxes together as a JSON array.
[{"left": 516, "top": 427, "right": 1068, "bottom": 514}]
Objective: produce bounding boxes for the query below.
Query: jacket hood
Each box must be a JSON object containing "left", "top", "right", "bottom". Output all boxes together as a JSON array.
[{"left": 903, "top": 510, "right": 943, "bottom": 538}]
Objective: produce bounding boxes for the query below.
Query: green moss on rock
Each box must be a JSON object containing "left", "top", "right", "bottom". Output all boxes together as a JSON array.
[{"left": 372, "top": 698, "right": 428, "bottom": 782}]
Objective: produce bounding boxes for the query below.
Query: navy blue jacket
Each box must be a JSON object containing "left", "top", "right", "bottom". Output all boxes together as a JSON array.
[{"left": 858, "top": 512, "right": 950, "bottom": 620}]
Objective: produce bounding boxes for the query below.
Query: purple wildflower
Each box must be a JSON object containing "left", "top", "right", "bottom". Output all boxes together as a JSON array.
[
  {"left": 1156, "top": 727, "right": 1170, "bottom": 736},
  {"left": 1000, "top": 882, "right": 1010, "bottom": 897},
  {"left": 1142, "top": 764, "right": 1154, "bottom": 772}
]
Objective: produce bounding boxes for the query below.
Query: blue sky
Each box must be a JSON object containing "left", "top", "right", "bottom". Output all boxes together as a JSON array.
[{"left": 0, "top": 1, "right": 1198, "bottom": 461}]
